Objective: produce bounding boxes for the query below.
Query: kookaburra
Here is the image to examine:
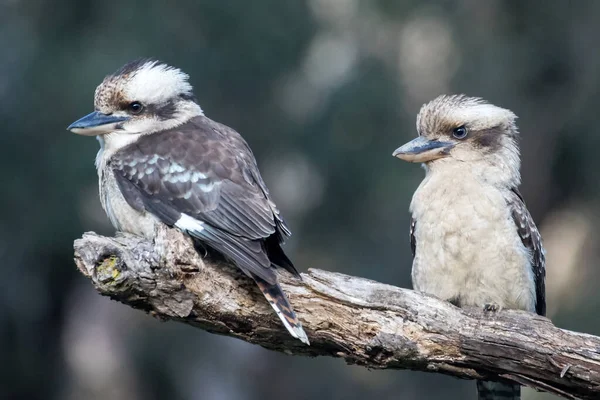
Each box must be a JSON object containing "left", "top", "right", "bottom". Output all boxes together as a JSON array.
[
  {"left": 393, "top": 95, "right": 545, "bottom": 400},
  {"left": 68, "top": 59, "right": 309, "bottom": 345}
]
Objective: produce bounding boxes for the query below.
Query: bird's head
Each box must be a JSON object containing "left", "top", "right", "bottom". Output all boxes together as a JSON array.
[
  {"left": 68, "top": 59, "right": 203, "bottom": 138},
  {"left": 393, "top": 95, "right": 520, "bottom": 168}
]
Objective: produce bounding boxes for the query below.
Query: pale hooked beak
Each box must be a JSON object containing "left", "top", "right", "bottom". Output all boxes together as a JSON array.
[
  {"left": 67, "top": 111, "right": 130, "bottom": 136},
  {"left": 392, "top": 136, "right": 454, "bottom": 163}
]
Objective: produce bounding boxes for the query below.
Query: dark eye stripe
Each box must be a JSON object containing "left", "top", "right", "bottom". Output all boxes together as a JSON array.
[{"left": 471, "top": 126, "right": 503, "bottom": 150}]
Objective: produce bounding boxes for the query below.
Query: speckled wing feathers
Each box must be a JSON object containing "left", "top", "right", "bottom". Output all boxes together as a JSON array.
[
  {"left": 508, "top": 188, "right": 546, "bottom": 316},
  {"left": 410, "top": 218, "right": 417, "bottom": 258},
  {"left": 111, "top": 116, "right": 297, "bottom": 284}
]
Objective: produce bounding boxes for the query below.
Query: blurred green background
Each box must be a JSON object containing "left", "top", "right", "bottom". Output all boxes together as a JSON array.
[{"left": 2, "top": 1, "right": 599, "bottom": 399}]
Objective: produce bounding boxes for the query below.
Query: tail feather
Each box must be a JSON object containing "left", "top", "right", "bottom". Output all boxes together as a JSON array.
[
  {"left": 264, "top": 235, "right": 300, "bottom": 277},
  {"left": 253, "top": 276, "right": 310, "bottom": 345},
  {"left": 477, "top": 380, "right": 520, "bottom": 400}
]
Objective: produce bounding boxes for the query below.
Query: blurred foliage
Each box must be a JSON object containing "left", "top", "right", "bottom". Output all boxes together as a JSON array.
[{"left": 1, "top": 1, "right": 600, "bottom": 399}]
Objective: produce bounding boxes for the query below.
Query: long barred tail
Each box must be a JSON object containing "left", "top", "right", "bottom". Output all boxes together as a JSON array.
[
  {"left": 477, "top": 380, "right": 520, "bottom": 400},
  {"left": 253, "top": 276, "right": 310, "bottom": 345}
]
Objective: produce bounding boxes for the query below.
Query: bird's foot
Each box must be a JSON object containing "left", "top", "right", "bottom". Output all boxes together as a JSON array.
[
  {"left": 483, "top": 303, "right": 502, "bottom": 313},
  {"left": 447, "top": 297, "right": 461, "bottom": 308}
]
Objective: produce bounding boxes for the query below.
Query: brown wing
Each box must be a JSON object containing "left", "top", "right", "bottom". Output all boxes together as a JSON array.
[
  {"left": 508, "top": 188, "right": 546, "bottom": 316},
  {"left": 111, "top": 116, "right": 296, "bottom": 284},
  {"left": 410, "top": 217, "right": 417, "bottom": 258}
]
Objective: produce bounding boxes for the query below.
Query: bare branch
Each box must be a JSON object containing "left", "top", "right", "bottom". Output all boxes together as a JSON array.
[{"left": 73, "top": 227, "right": 600, "bottom": 399}]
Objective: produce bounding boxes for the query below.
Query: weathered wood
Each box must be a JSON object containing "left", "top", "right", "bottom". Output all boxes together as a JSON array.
[{"left": 73, "top": 227, "right": 600, "bottom": 399}]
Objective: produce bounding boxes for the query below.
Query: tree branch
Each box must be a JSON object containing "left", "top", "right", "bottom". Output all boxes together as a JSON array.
[{"left": 73, "top": 227, "right": 600, "bottom": 399}]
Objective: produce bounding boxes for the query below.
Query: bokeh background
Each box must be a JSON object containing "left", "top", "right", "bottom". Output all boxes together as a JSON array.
[{"left": 2, "top": 1, "right": 599, "bottom": 399}]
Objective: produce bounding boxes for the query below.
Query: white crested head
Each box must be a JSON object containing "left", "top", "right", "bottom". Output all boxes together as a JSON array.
[
  {"left": 118, "top": 60, "right": 194, "bottom": 105},
  {"left": 78, "top": 59, "right": 205, "bottom": 159},
  {"left": 94, "top": 59, "right": 202, "bottom": 116}
]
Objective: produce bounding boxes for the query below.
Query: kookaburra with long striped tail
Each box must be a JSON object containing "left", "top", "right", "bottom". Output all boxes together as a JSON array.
[
  {"left": 393, "top": 95, "right": 545, "bottom": 400},
  {"left": 68, "top": 59, "right": 309, "bottom": 345}
]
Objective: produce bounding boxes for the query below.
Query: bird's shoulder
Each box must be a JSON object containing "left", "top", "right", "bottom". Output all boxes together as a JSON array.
[{"left": 111, "top": 116, "right": 257, "bottom": 186}]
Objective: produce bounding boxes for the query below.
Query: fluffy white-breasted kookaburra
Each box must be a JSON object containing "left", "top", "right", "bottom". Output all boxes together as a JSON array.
[
  {"left": 393, "top": 95, "right": 545, "bottom": 400},
  {"left": 68, "top": 59, "right": 309, "bottom": 345}
]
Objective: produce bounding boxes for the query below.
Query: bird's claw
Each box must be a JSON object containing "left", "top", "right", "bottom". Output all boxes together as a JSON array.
[{"left": 483, "top": 303, "right": 502, "bottom": 312}]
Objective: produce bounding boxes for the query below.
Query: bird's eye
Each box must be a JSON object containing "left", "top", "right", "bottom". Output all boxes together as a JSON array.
[
  {"left": 452, "top": 125, "right": 468, "bottom": 139},
  {"left": 128, "top": 101, "right": 143, "bottom": 114}
]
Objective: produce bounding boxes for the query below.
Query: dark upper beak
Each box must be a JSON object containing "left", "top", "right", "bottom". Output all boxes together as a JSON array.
[
  {"left": 392, "top": 136, "right": 455, "bottom": 163},
  {"left": 67, "top": 111, "right": 130, "bottom": 136}
]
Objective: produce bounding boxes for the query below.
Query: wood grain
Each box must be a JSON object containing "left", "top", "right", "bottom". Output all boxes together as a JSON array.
[{"left": 74, "top": 227, "right": 599, "bottom": 399}]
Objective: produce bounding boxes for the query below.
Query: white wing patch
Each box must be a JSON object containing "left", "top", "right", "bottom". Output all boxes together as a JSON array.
[{"left": 175, "top": 213, "right": 205, "bottom": 235}]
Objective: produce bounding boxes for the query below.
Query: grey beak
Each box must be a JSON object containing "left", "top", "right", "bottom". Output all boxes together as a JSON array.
[
  {"left": 393, "top": 136, "right": 455, "bottom": 163},
  {"left": 68, "top": 111, "right": 130, "bottom": 136}
]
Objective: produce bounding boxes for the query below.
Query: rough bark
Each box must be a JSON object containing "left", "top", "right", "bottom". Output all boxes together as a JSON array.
[{"left": 73, "top": 227, "right": 600, "bottom": 400}]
